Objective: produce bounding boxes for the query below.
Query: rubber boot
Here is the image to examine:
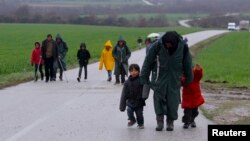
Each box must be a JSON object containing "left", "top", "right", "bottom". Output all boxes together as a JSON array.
[
  {"left": 155, "top": 115, "right": 164, "bottom": 131},
  {"left": 166, "top": 119, "right": 174, "bottom": 131}
]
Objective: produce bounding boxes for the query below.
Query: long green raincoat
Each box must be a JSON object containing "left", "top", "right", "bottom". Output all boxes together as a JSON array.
[
  {"left": 140, "top": 32, "right": 193, "bottom": 120},
  {"left": 112, "top": 38, "right": 131, "bottom": 76}
]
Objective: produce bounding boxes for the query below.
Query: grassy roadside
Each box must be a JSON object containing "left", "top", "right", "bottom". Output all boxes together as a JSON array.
[
  {"left": 190, "top": 31, "right": 250, "bottom": 124},
  {"left": 0, "top": 24, "right": 201, "bottom": 89},
  {"left": 191, "top": 31, "right": 250, "bottom": 87}
]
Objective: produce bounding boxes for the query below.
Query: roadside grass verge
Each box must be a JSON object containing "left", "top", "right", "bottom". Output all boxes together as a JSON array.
[
  {"left": 191, "top": 31, "right": 250, "bottom": 87},
  {"left": 190, "top": 31, "right": 250, "bottom": 124}
]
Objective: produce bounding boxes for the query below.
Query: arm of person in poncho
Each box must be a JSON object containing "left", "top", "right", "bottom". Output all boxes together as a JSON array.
[
  {"left": 182, "top": 45, "right": 193, "bottom": 85},
  {"left": 125, "top": 45, "right": 131, "bottom": 62},
  {"left": 119, "top": 81, "right": 128, "bottom": 112},
  {"left": 140, "top": 43, "right": 158, "bottom": 85}
]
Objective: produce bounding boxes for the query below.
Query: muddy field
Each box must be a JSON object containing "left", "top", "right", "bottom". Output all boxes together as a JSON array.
[{"left": 201, "top": 83, "right": 250, "bottom": 124}]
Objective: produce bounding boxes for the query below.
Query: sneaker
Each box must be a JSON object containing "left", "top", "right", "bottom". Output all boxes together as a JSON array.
[
  {"left": 77, "top": 77, "right": 80, "bottom": 82},
  {"left": 183, "top": 123, "right": 190, "bottom": 129},
  {"left": 191, "top": 121, "right": 196, "bottom": 128},
  {"left": 138, "top": 125, "right": 144, "bottom": 129},
  {"left": 127, "top": 120, "right": 136, "bottom": 127},
  {"left": 41, "top": 77, "right": 44, "bottom": 81}
]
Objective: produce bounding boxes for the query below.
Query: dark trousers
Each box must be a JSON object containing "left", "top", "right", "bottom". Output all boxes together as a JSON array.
[
  {"left": 78, "top": 63, "right": 87, "bottom": 79},
  {"left": 182, "top": 108, "right": 199, "bottom": 123},
  {"left": 55, "top": 60, "right": 64, "bottom": 78},
  {"left": 44, "top": 57, "right": 54, "bottom": 81},
  {"left": 34, "top": 64, "right": 44, "bottom": 79},
  {"left": 127, "top": 106, "right": 144, "bottom": 125},
  {"left": 107, "top": 70, "right": 112, "bottom": 79},
  {"left": 116, "top": 64, "right": 126, "bottom": 83}
]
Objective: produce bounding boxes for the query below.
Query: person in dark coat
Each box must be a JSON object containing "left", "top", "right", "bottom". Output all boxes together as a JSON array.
[
  {"left": 31, "top": 42, "right": 44, "bottom": 81},
  {"left": 54, "top": 34, "right": 68, "bottom": 81},
  {"left": 112, "top": 36, "right": 131, "bottom": 84},
  {"left": 137, "top": 36, "right": 143, "bottom": 49},
  {"left": 181, "top": 64, "right": 205, "bottom": 129},
  {"left": 41, "top": 34, "right": 58, "bottom": 82},
  {"left": 140, "top": 31, "right": 193, "bottom": 131},
  {"left": 77, "top": 43, "right": 91, "bottom": 82},
  {"left": 119, "top": 64, "right": 146, "bottom": 129}
]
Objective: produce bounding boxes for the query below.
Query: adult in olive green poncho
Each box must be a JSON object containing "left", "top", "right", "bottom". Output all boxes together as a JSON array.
[
  {"left": 140, "top": 31, "right": 193, "bottom": 131},
  {"left": 112, "top": 36, "right": 131, "bottom": 84}
]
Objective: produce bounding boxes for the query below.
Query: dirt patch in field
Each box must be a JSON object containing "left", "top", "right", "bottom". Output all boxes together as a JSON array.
[{"left": 200, "top": 83, "right": 250, "bottom": 124}]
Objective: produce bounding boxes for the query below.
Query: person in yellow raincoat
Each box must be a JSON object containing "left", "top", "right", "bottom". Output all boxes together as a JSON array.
[{"left": 99, "top": 40, "right": 115, "bottom": 81}]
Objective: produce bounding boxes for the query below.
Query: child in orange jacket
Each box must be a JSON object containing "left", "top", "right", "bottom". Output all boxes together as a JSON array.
[{"left": 181, "top": 64, "right": 205, "bottom": 129}]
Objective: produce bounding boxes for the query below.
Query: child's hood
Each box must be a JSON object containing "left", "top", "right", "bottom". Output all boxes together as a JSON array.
[{"left": 103, "top": 40, "right": 113, "bottom": 49}]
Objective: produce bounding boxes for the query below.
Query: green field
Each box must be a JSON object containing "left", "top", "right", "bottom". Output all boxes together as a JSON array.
[
  {"left": 0, "top": 23, "right": 200, "bottom": 88},
  {"left": 194, "top": 31, "right": 250, "bottom": 87}
]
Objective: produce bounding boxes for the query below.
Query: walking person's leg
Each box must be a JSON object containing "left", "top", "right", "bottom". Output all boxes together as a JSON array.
[
  {"left": 53, "top": 60, "right": 58, "bottom": 81},
  {"left": 182, "top": 108, "right": 192, "bottom": 129},
  {"left": 77, "top": 63, "right": 83, "bottom": 82},
  {"left": 58, "top": 60, "right": 63, "bottom": 81},
  {"left": 166, "top": 90, "right": 180, "bottom": 131},
  {"left": 135, "top": 107, "right": 144, "bottom": 129},
  {"left": 34, "top": 64, "right": 38, "bottom": 81},
  {"left": 107, "top": 70, "right": 112, "bottom": 81},
  {"left": 154, "top": 94, "right": 164, "bottom": 131},
  {"left": 49, "top": 58, "right": 54, "bottom": 81},
  {"left": 191, "top": 108, "right": 199, "bottom": 128},
  {"left": 39, "top": 64, "right": 44, "bottom": 81},
  {"left": 127, "top": 106, "right": 136, "bottom": 126},
  {"left": 120, "top": 65, "right": 126, "bottom": 84},
  {"left": 84, "top": 64, "right": 87, "bottom": 80},
  {"left": 44, "top": 59, "right": 50, "bottom": 82},
  {"left": 115, "top": 74, "right": 120, "bottom": 84}
]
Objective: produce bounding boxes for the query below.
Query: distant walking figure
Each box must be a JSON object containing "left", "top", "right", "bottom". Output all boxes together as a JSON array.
[
  {"left": 137, "top": 36, "right": 143, "bottom": 49},
  {"left": 112, "top": 36, "right": 131, "bottom": 85},
  {"left": 77, "top": 43, "right": 91, "bottom": 82},
  {"left": 41, "top": 34, "right": 57, "bottom": 82},
  {"left": 31, "top": 42, "right": 44, "bottom": 81},
  {"left": 54, "top": 34, "right": 68, "bottom": 81},
  {"left": 99, "top": 40, "right": 115, "bottom": 82}
]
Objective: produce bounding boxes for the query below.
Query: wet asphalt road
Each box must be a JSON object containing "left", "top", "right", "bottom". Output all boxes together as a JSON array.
[{"left": 0, "top": 30, "right": 227, "bottom": 141}]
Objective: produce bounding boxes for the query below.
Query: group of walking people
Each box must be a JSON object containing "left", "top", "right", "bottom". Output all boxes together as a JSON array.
[
  {"left": 31, "top": 34, "right": 68, "bottom": 82},
  {"left": 31, "top": 31, "right": 204, "bottom": 132},
  {"left": 31, "top": 34, "right": 92, "bottom": 83},
  {"left": 119, "top": 31, "right": 204, "bottom": 131}
]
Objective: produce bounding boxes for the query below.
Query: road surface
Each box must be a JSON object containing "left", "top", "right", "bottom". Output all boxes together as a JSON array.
[
  {"left": 0, "top": 30, "right": 227, "bottom": 141},
  {"left": 179, "top": 19, "right": 192, "bottom": 28}
]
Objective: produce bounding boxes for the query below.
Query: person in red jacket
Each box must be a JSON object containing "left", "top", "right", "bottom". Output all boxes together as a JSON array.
[
  {"left": 181, "top": 64, "right": 205, "bottom": 129},
  {"left": 31, "top": 42, "right": 44, "bottom": 81}
]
